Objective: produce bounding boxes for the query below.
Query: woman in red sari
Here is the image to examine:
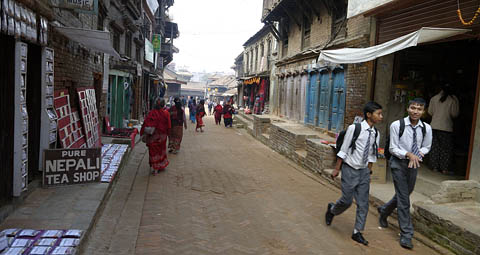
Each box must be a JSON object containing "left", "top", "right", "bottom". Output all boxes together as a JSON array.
[
  {"left": 195, "top": 99, "right": 206, "bottom": 132},
  {"left": 168, "top": 97, "right": 187, "bottom": 154},
  {"left": 213, "top": 102, "right": 223, "bottom": 125},
  {"left": 141, "top": 98, "right": 171, "bottom": 175}
]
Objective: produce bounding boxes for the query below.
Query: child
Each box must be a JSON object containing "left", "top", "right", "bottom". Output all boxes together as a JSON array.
[
  {"left": 325, "top": 102, "right": 383, "bottom": 246},
  {"left": 377, "top": 98, "right": 432, "bottom": 250}
]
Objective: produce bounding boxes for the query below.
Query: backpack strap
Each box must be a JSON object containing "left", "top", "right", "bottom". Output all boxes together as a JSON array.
[
  {"left": 399, "top": 118, "right": 405, "bottom": 138},
  {"left": 349, "top": 123, "right": 362, "bottom": 152},
  {"left": 373, "top": 127, "right": 379, "bottom": 158}
]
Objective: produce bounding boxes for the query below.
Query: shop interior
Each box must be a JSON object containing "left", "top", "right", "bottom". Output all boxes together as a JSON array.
[
  {"left": 0, "top": 34, "right": 16, "bottom": 205},
  {"left": 388, "top": 39, "right": 480, "bottom": 180}
]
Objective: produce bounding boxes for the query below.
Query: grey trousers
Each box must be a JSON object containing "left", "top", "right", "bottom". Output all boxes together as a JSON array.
[
  {"left": 379, "top": 157, "right": 418, "bottom": 239},
  {"left": 331, "top": 163, "right": 371, "bottom": 231}
]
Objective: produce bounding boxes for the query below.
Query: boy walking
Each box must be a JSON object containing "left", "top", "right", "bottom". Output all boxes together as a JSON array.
[
  {"left": 378, "top": 98, "right": 432, "bottom": 249},
  {"left": 325, "top": 102, "right": 383, "bottom": 246}
]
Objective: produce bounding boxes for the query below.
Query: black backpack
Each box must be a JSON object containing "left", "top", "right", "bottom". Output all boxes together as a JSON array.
[
  {"left": 384, "top": 118, "right": 426, "bottom": 160},
  {"left": 335, "top": 123, "right": 378, "bottom": 156}
]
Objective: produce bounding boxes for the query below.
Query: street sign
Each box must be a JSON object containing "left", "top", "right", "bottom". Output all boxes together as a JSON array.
[
  {"left": 43, "top": 148, "right": 101, "bottom": 187},
  {"left": 152, "top": 34, "right": 161, "bottom": 53}
]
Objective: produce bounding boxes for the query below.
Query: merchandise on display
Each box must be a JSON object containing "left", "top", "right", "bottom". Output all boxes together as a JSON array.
[
  {"left": 0, "top": 229, "right": 82, "bottom": 255},
  {"left": 101, "top": 144, "right": 128, "bottom": 183}
]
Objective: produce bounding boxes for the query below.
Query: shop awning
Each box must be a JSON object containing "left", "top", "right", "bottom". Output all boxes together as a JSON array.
[
  {"left": 54, "top": 26, "right": 121, "bottom": 58},
  {"left": 318, "top": 27, "right": 470, "bottom": 64},
  {"left": 223, "top": 88, "right": 237, "bottom": 97}
]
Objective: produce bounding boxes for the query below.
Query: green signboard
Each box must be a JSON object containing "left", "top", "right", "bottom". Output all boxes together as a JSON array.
[{"left": 152, "top": 34, "right": 161, "bottom": 53}]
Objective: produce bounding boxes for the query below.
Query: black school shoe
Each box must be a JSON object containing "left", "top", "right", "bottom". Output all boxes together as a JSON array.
[
  {"left": 378, "top": 207, "right": 389, "bottom": 228},
  {"left": 325, "top": 203, "right": 335, "bottom": 226},
  {"left": 352, "top": 232, "right": 369, "bottom": 246},
  {"left": 400, "top": 237, "right": 413, "bottom": 249}
]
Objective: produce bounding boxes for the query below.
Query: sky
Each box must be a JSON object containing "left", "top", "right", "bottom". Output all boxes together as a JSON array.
[{"left": 169, "top": 0, "right": 264, "bottom": 74}]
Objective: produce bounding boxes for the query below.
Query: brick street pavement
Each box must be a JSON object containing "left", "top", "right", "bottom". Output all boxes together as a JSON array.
[{"left": 132, "top": 115, "right": 439, "bottom": 255}]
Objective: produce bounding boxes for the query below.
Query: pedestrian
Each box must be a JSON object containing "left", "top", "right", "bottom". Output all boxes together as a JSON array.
[
  {"left": 213, "top": 102, "right": 223, "bottom": 125},
  {"left": 168, "top": 97, "right": 187, "bottom": 154},
  {"left": 141, "top": 98, "right": 171, "bottom": 175},
  {"left": 188, "top": 99, "right": 196, "bottom": 124},
  {"left": 181, "top": 96, "right": 187, "bottom": 107},
  {"left": 325, "top": 102, "right": 383, "bottom": 246},
  {"left": 223, "top": 102, "right": 234, "bottom": 128},
  {"left": 196, "top": 99, "right": 206, "bottom": 132},
  {"left": 428, "top": 83, "right": 459, "bottom": 175},
  {"left": 208, "top": 100, "right": 214, "bottom": 115},
  {"left": 377, "top": 98, "right": 432, "bottom": 250}
]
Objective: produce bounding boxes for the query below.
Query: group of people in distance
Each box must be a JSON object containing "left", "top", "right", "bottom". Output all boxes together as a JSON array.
[
  {"left": 326, "top": 98, "right": 433, "bottom": 250},
  {"left": 139, "top": 96, "right": 237, "bottom": 176}
]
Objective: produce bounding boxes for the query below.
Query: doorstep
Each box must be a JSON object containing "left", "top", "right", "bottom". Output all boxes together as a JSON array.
[{"left": 0, "top": 142, "right": 146, "bottom": 254}]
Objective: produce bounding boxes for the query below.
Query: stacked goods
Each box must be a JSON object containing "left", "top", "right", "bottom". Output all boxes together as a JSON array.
[
  {"left": 101, "top": 144, "right": 128, "bottom": 183},
  {"left": 0, "top": 229, "right": 83, "bottom": 255}
]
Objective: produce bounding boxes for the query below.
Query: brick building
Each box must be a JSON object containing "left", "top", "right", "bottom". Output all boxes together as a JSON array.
[
  {"left": 262, "top": 0, "right": 375, "bottom": 132},
  {"left": 240, "top": 25, "right": 277, "bottom": 114}
]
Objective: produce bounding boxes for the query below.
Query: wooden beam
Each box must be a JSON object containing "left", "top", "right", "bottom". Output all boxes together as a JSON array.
[
  {"left": 268, "top": 23, "right": 281, "bottom": 42},
  {"left": 296, "top": 0, "right": 313, "bottom": 22},
  {"left": 301, "top": 0, "right": 320, "bottom": 19},
  {"left": 280, "top": 3, "right": 301, "bottom": 29}
]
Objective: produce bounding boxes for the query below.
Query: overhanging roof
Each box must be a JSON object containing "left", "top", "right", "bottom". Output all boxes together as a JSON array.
[
  {"left": 54, "top": 26, "right": 121, "bottom": 58},
  {"left": 318, "top": 27, "right": 470, "bottom": 64}
]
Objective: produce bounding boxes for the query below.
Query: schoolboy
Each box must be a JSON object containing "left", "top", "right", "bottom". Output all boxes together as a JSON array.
[
  {"left": 325, "top": 102, "right": 383, "bottom": 246},
  {"left": 377, "top": 98, "right": 432, "bottom": 249}
]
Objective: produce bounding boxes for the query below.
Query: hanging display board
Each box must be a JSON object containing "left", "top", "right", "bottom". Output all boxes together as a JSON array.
[
  {"left": 77, "top": 88, "right": 101, "bottom": 148},
  {"left": 43, "top": 148, "right": 101, "bottom": 187}
]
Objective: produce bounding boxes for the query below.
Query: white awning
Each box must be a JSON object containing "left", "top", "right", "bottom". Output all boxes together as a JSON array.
[
  {"left": 222, "top": 88, "right": 237, "bottom": 96},
  {"left": 55, "top": 26, "right": 121, "bottom": 58},
  {"left": 318, "top": 27, "right": 470, "bottom": 64}
]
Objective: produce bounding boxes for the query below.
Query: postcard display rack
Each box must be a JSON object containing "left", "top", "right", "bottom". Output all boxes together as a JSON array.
[
  {"left": 13, "top": 42, "right": 28, "bottom": 196},
  {"left": 39, "top": 47, "right": 57, "bottom": 170}
]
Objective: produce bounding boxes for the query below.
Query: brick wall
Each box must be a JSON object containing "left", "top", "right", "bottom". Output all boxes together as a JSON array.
[{"left": 50, "top": 9, "right": 105, "bottom": 123}]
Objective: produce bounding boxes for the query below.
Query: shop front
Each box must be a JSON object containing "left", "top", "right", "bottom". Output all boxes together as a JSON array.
[
  {"left": 369, "top": 0, "right": 480, "bottom": 181},
  {"left": 0, "top": 1, "right": 53, "bottom": 201},
  {"left": 243, "top": 76, "right": 270, "bottom": 114},
  {"left": 107, "top": 70, "right": 134, "bottom": 129}
]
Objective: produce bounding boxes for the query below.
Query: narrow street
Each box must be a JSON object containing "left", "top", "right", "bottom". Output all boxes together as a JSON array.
[{"left": 83, "top": 115, "right": 439, "bottom": 255}]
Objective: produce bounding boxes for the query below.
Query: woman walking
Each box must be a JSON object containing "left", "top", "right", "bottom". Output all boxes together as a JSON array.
[
  {"left": 168, "top": 97, "right": 187, "bottom": 154},
  {"left": 188, "top": 99, "right": 197, "bottom": 123},
  {"left": 141, "top": 98, "right": 171, "bottom": 175},
  {"left": 196, "top": 99, "right": 206, "bottom": 132},
  {"left": 428, "top": 83, "right": 460, "bottom": 175},
  {"left": 223, "top": 102, "right": 234, "bottom": 128},
  {"left": 213, "top": 102, "right": 223, "bottom": 125}
]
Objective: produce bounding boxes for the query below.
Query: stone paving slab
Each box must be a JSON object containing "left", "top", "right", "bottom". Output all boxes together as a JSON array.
[{"left": 134, "top": 116, "right": 440, "bottom": 255}]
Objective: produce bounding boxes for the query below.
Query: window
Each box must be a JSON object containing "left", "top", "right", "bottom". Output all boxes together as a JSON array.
[
  {"left": 136, "top": 45, "right": 141, "bottom": 62},
  {"left": 332, "top": 0, "right": 347, "bottom": 38},
  {"left": 250, "top": 51, "right": 253, "bottom": 72},
  {"left": 255, "top": 46, "right": 258, "bottom": 72},
  {"left": 282, "top": 38, "right": 288, "bottom": 57},
  {"left": 267, "top": 40, "right": 272, "bottom": 69},
  {"left": 97, "top": 13, "right": 104, "bottom": 31},
  {"left": 125, "top": 32, "right": 132, "bottom": 58},
  {"left": 113, "top": 31, "right": 120, "bottom": 52},
  {"left": 302, "top": 16, "right": 311, "bottom": 49}
]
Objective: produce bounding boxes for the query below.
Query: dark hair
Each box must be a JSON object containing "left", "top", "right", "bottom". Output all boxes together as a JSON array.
[
  {"left": 363, "top": 102, "right": 382, "bottom": 120},
  {"left": 408, "top": 98, "right": 426, "bottom": 107},
  {"left": 200, "top": 99, "right": 205, "bottom": 104},
  {"left": 154, "top": 98, "right": 166, "bottom": 110},
  {"left": 440, "top": 83, "right": 453, "bottom": 103}
]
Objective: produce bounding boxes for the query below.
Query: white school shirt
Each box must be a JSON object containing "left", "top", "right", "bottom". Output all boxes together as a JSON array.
[
  {"left": 389, "top": 117, "right": 433, "bottom": 160},
  {"left": 337, "top": 120, "right": 380, "bottom": 170}
]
